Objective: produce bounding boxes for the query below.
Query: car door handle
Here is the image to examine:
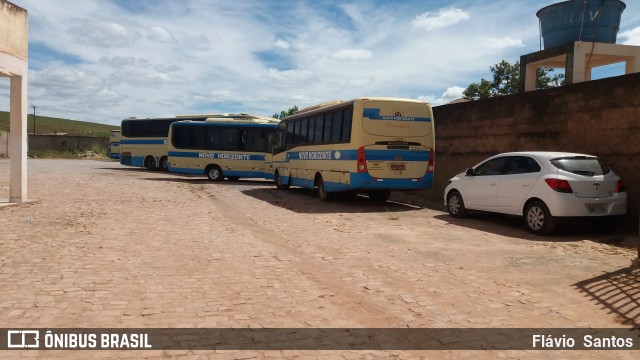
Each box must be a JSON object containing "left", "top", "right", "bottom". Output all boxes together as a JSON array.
[{"left": 490, "top": 182, "right": 496, "bottom": 186}]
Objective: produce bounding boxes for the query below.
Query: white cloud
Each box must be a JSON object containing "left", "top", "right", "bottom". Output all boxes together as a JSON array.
[
  {"left": 484, "top": 37, "right": 524, "bottom": 49},
  {"left": 412, "top": 8, "right": 470, "bottom": 31},
  {"left": 68, "top": 20, "right": 140, "bottom": 48},
  {"left": 274, "top": 39, "right": 290, "bottom": 50},
  {"left": 264, "top": 68, "right": 314, "bottom": 82},
  {"left": 418, "top": 86, "right": 466, "bottom": 106},
  {"left": 331, "top": 49, "right": 373, "bottom": 60},
  {"left": 147, "top": 26, "right": 175, "bottom": 43},
  {"left": 210, "top": 90, "right": 241, "bottom": 103},
  {"left": 619, "top": 26, "right": 640, "bottom": 45}
]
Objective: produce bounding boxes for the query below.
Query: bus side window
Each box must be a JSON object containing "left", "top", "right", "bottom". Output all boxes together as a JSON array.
[
  {"left": 341, "top": 108, "right": 352, "bottom": 142},
  {"left": 189, "top": 127, "right": 205, "bottom": 149},
  {"left": 300, "top": 118, "right": 308, "bottom": 145},
  {"left": 206, "top": 127, "right": 225, "bottom": 150},
  {"left": 314, "top": 115, "right": 324, "bottom": 145},
  {"left": 307, "top": 117, "right": 315, "bottom": 144},
  {"left": 286, "top": 122, "right": 295, "bottom": 149},
  {"left": 323, "top": 114, "right": 332, "bottom": 144},
  {"left": 331, "top": 111, "right": 342, "bottom": 143}
]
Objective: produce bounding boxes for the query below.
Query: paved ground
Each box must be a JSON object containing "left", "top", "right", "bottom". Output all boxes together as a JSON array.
[{"left": 0, "top": 159, "right": 639, "bottom": 359}]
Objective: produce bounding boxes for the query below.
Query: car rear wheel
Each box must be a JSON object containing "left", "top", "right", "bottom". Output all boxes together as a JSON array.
[
  {"left": 447, "top": 191, "right": 467, "bottom": 218},
  {"left": 524, "top": 200, "right": 555, "bottom": 235}
]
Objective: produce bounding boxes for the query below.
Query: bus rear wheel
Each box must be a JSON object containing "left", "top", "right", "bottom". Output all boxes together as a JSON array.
[
  {"left": 274, "top": 171, "right": 289, "bottom": 190},
  {"left": 144, "top": 156, "right": 157, "bottom": 170},
  {"left": 369, "top": 190, "right": 391, "bottom": 202},
  {"left": 206, "top": 165, "right": 223, "bottom": 181},
  {"left": 159, "top": 156, "right": 169, "bottom": 171},
  {"left": 315, "top": 175, "right": 331, "bottom": 202}
]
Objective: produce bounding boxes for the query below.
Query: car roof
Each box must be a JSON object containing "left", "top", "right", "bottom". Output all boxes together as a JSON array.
[{"left": 493, "top": 151, "right": 597, "bottom": 160}]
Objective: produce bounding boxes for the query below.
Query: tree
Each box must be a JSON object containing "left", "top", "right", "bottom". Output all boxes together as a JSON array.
[
  {"left": 272, "top": 106, "right": 299, "bottom": 119},
  {"left": 462, "top": 60, "right": 564, "bottom": 100}
]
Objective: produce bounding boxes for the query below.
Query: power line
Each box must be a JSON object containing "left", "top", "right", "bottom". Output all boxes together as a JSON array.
[{"left": 31, "top": 105, "right": 37, "bottom": 135}]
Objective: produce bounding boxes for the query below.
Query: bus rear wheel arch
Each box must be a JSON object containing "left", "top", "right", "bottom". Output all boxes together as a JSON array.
[
  {"left": 274, "top": 170, "right": 290, "bottom": 190},
  {"left": 144, "top": 156, "right": 157, "bottom": 170},
  {"left": 315, "top": 174, "right": 331, "bottom": 202},
  {"left": 206, "top": 165, "right": 224, "bottom": 181}
]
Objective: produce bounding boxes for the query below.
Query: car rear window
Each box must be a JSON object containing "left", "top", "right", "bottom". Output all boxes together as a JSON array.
[{"left": 550, "top": 157, "right": 610, "bottom": 176}]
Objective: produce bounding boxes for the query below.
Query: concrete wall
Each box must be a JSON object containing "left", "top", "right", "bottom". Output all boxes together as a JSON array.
[
  {"left": 414, "top": 72, "right": 639, "bottom": 230},
  {"left": 27, "top": 134, "right": 109, "bottom": 152},
  {"left": 0, "top": 1, "right": 27, "bottom": 61}
]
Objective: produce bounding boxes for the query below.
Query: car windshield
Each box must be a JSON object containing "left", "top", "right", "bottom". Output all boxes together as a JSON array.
[{"left": 550, "top": 156, "right": 610, "bottom": 176}]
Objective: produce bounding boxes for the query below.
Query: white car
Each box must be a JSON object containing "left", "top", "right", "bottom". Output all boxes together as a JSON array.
[{"left": 444, "top": 152, "right": 627, "bottom": 235}]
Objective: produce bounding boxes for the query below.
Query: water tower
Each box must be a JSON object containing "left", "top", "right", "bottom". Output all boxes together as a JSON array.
[{"left": 520, "top": 0, "right": 640, "bottom": 92}]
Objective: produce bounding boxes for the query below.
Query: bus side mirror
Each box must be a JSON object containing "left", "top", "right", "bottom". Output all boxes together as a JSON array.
[{"left": 465, "top": 168, "right": 474, "bottom": 176}]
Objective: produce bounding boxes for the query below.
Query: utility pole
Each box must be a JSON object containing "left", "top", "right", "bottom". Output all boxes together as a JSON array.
[{"left": 31, "top": 105, "right": 37, "bottom": 135}]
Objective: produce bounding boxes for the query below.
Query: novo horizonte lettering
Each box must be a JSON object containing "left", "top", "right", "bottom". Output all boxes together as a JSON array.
[
  {"left": 198, "top": 153, "right": 251, "bottom": 160},
  {"left": 298, "top": 151, "right": 333, "bottom": 160}
]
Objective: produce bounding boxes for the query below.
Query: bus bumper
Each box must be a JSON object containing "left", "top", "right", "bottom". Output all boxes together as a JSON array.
[{"left": 348, "top": 172, "right": 434, "bottom": 191}]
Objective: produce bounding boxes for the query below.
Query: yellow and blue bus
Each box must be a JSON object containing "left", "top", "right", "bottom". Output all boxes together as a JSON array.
[
  {"left": 108, "top": 130, "right": 121, "bottom": 159},
  {"left": 119, "top": 115, "right": 223, "bottom": 170},
  {"left": 271, "top": 97, "right": 435, "bottom": 201},
  {"left": 167, "top": 116, "right": 280, "bottom": 181}
]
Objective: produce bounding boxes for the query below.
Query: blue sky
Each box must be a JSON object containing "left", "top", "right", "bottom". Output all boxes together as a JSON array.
[{"left": 1, "top": 0, "right": 639, "bottom": 126}]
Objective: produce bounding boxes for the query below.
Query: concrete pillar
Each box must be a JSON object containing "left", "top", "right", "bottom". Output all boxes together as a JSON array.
[
  {"left": 572, "top": 43, "right": 586, "bottom": 84},
  {"left": 9, "top": 74, "right": 27, "bottom": 202},
  {"left": 524, "top": 63, "right": 537, "bottom": 92}
]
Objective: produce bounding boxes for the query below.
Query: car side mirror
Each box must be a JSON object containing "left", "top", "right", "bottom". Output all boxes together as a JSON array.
[{"left": 465, "top": 168, "right": 474, "bottom": 176}]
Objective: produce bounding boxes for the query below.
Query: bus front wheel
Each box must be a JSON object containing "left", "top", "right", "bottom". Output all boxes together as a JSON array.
[
  {"left": 144, "top": 156, "right": 157, "bottom": 170},
  {"left": 315, "top": 175, "right": 331, "bottom": 202},
  {"left": 206, "top": 165, "right": 223, "bottom": 181}
]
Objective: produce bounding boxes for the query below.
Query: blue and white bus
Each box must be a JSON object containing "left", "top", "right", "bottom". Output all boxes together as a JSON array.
[
  {"left": 119, "top": 115, "right": 223, "bottom": 170},
  {"left": 167, "top": 116, "right": 280, "bottom": 181},
  {"left": 109, "top": 130, "right": 121, "bottom": 159},
  {"left": 271, "top": 97, "right": 435, "bottom": 201}
]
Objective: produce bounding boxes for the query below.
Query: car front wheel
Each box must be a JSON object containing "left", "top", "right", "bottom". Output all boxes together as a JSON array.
[
  {"left": 524, "top": 200, "right": 555, "bottom": 235},
  {"left": 447, "top": 191, "right": 467, "bottom": 218}
]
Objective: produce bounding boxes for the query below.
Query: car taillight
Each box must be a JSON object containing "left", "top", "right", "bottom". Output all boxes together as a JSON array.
[
  {"left": 545, "top": 178, "right": 573, "bottom": 193},
  {"left": 616, "top": 180, "right": 625, "bottom": 193},
  {"left": 427, "top": 147, "right": 434, "bottom": 173},
  {"left": 357, "top": 146, "right": 368, "bottom": 173}
]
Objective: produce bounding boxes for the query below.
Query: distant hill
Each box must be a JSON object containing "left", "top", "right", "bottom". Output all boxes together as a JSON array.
[{"left": 0, "top": 111, "right": 119, "bottom": 137}]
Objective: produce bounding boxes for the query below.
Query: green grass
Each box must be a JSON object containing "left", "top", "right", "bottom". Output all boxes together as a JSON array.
[
  {"left": 29, "top": 144, "right": 110, "bottom": 159},
  {"left": 0, "top": 111, "right": 119, "bottom": 137}
]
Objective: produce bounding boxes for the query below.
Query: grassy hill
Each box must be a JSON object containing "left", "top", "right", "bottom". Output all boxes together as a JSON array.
[{"left": 0, "top": 111, "right": 119, "bottom": 137}]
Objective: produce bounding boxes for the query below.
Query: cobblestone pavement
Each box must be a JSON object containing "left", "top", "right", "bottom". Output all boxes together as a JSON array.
[{"left": 0, "top": 159, "right": 638, "bottom": 359}]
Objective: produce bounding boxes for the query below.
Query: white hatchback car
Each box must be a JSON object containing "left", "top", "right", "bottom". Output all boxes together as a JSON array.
[{"left": 444, "top": 152, "right": 627, "bottom": 235}]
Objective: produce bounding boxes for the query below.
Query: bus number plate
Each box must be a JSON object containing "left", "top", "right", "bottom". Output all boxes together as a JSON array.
[{"left": 391, "top": 164, "right": 406, "bottom": 171}]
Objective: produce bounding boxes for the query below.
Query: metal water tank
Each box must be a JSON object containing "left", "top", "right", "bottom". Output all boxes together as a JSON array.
[{"left": 537, "top": 0, "right": 626, "bottom": 49}]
